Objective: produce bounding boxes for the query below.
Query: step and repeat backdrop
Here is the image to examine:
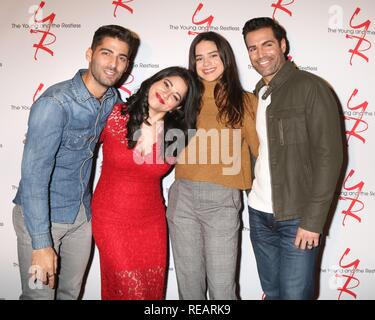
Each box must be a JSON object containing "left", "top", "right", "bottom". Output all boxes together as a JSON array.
[{"left": 0, "top": 0, "right": 374, "bottom": 300}]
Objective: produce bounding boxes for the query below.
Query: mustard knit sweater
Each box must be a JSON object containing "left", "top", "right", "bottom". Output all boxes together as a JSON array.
[{"left": 175, "top": 80, "right": 259, "bottom": 190}]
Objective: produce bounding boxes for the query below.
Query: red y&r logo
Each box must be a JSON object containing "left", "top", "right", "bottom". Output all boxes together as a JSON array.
[
  {"left": 339, "top": 169, "right": 365, "bottom": 226},
  {"left": 113, "top": 0, "right": 134, "bottom": 17},
  {"left": 345, "top": 88, "right": 369, "bottom": 144},
  {"left": 119, "top": 73, "right": 135, "bottom": 98},
  {"left": 188, "top": 3, "right": 214, "bottom": 36},
  {"left": 346, "top": 7, "right": 372, "bottom": 66},
  {"left": 337, "top": 248, "right": 360, "bottom": 300},
  {"left": 33, "top": 83, "right": 44, "bottom": 102},
  {"left": 271, "top": 0, "right": 295, "bottom": 19},
  {"left": 30, "top": 1, "right": 57, "bottom": 61}
]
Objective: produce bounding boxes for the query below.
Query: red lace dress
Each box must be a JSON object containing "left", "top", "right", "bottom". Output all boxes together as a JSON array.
[{"left": 92, "top": 104, "right": 172, "bottom": 300}]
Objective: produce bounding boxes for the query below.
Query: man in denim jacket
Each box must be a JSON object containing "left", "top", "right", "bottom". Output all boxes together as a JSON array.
[{"left": 12, "top": 25, "right": 139, "bottom": 299}]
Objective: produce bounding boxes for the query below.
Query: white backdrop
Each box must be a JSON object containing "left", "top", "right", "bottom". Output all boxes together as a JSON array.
[{"left": 0, "top": 0, "right": 374, "bottom": 300}]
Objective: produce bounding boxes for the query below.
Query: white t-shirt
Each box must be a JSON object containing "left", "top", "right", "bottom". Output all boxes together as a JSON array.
[{"left": 248, "top": 86, "right": 274, "bottom": 213}]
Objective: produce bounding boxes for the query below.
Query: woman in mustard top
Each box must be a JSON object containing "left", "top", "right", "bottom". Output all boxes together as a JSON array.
[{"left": 167, "top": 32, "right": 259, "bottom": 300}]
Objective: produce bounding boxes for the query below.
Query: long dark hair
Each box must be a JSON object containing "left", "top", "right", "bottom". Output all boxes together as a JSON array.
[
  {"left": 188, "top": 31, "right": 247, "bottom": 128},
  {"left": 123, "top": 66, "right": 202, "bottom": 155}
]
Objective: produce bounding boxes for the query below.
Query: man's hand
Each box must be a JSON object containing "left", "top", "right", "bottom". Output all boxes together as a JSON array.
[
  {"left": 31, "top": 247, "right": 58, "bottom": 289},
  {"left": 294, "top": 227, "right": 320, "bottom": 250}
]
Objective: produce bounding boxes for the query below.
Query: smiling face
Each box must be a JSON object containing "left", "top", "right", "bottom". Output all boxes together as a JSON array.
[
  {"left": 245, "top": 27, "right": 286, "bottom": 84},
  {"left": 86, "top": 36, "right": 130, "bottom": 94},
  {"left": 147, "top": 76, "right": 188, "bottom": 120},
  {"left": 194, "top": 40, "right": 225, "bottom": 82}
]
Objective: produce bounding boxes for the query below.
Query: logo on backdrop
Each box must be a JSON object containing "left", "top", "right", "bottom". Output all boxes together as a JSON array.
[
  {"left": 337, "top": 248, "right": 360, "bottom": 299},
  {"left": 113, "top": 0, "right": 134, "bottom": 17},
  {"left": 33, "top": 83, "right": 45, "bottom": 102},
  {"left": 188, "top": 2, "right": 214, "bottom": 36},
  {"left": 10, "top": 82, "right": 46, "bottom": 111},
  {"left": 339, "top": 169, "right": 365, "bottom": 226},
  {"left": 345, "top": 88, "right": 369, "bottom": 144},
  {"left": 170, "top": 3, "right": 237, "bottom": 33},
  {"left": 119, "top": 73, "right": 135, "bottom": 98},
  {"left": 30, "top": 1, "right": 57, "bottom": 61},
  {"left": 271, "top": 0, "right": 295, "bottom": 19},
  {"left": 346, "top": 7, "right": 372, "bottom": 66}
]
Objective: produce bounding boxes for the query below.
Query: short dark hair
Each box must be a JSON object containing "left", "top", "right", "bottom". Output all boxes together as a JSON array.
[
  {"left": 91, "top": 25, "right": 140, "bottom": 61},
  {"left": 242, "top": 17, "right": 290, "bottom": 59}
]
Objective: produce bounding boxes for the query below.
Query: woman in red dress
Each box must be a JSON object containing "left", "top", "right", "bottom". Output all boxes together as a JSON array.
[{"left": 91, "top": 66, "right": 202, "bottom": 300}]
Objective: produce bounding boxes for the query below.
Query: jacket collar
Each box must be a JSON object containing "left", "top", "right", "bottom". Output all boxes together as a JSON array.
[
  {"left": 72, "top": 69, "right": 117, "bottom": 102},
  {"left": 255, "top": 60, "right": 297, "bottom": 100}
]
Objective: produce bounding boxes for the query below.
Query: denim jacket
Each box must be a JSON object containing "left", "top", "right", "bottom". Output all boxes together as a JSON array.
[{"left": 14, "top": 69, "right": 119, "bottom": 249}]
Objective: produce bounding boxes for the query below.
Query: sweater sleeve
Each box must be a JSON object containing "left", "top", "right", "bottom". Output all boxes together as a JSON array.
[{"left": 243, "top": 92, "right": 259, "bottom": 158}]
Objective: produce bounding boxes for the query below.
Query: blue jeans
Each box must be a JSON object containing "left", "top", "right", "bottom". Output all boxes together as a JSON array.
[{"left": 248, "top": 206, "right": 319, "bottom": 300}]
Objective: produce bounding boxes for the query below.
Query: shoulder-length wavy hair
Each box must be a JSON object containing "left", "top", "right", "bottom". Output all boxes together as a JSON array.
[
  {"left": 123, "top": 66, "right": 202, "bottom": 155},
  {"left": 189, "top": 31, "right": 247, "bottom": 128}
]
